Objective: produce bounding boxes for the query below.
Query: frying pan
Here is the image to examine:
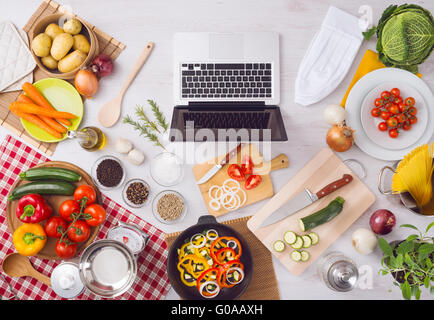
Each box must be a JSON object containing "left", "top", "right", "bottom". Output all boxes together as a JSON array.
[{"left": 166, "top": 215, "right": 253, "bottom": 300}]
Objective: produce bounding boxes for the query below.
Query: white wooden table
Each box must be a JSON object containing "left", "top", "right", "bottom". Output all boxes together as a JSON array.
[{"left": 1, "top": 0, "right": 433, "bottom": 300}]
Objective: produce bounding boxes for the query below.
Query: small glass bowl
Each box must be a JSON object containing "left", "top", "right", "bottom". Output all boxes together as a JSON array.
[
  {"left": 150, "top": 152, "right": 184, "bottom": 187},
  {"left": 91, "top": 155, "right": 126, "bottom": 190},
  {"left": 122, "top": 179, "right": 151, "bottom": 209},
  {"left": 152, "top": 190, "right": 187, "bottom": 224}
]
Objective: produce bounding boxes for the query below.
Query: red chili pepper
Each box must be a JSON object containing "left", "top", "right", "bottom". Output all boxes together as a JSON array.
[{"left": 16, "top": 194, "right": 52, "bottom": 223}]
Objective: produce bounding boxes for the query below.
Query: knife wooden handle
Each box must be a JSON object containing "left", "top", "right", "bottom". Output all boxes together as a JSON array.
[
  {"left": 315, "top": 174, "right": 353, "bottom": 199},
  {"left": 253, "top": 154, "right": 289, "bottom": 175}
]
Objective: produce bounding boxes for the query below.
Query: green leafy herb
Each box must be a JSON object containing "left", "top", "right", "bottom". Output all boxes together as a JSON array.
[
  {"left": 123, "top": 115, "right": 166, "bottom": 150},
  {"left": 148, "top": 99, "right": 168, "bottom": 132}
]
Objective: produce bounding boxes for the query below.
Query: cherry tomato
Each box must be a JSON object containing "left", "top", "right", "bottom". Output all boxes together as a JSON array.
[
  {"left": 374, "top": 98, "right": 383, "bottom": 107},
  {"left": 227, "top": 164, "right": 245, "bottom": 181},
  {"left": 59, "top": 199, "right": 81, "bottom": 221},
  {"left": 393, "top": 96, "right": 403, "bottom": 105},
  {"left": 387, "top": 117, "right": 398, "bottom": 128},
  {"left": 240, "top": 155, "right": 254, "bottom": 175},
  {"left": 44, "top": 216, "right": 68, "bottom": 238},
  {"left": 389, "top": 128, "right": 399, "bottom": 139},
  {"left": 390, "top": 88, "right": 400, "bottom": 97},
  {"left": 396, "top": 113, "right": 407, "bottom": 123},
  {"left": 384, "top": 102, "right": 392, "bottom": 111},
  {"left": 403, "top": 122, "right": 412, "bottom": 131},
  {"left": 380, "top": 111, "right": 391, "bottom": 120},
  {"left": 398, "top": 102, "right": 408, "bottom": 113},
  {"left": 245, "top": 174, "right": 262, "bottom": 190},
  {"left": 371, "top": 108, "right": 381, "bottom": 117},
  {"left": 55, "top": 239, "right": 77, "bottom": 259},
  {"left": 378, "top": 122, "right": 388, "bottom": 132},
  {"left": 74, "top": 185, "right": 97, "bottom": 205},
  {"left": 409, "top": 116, "right": 418, "bottom": 125},
  {"left": 407, "top": 106, "right": 417, "bottom": 116},
  {"left": 83, "top": 204, "right": 106, "bottom": 227},
  {"left": 67, "top": 220, "right": 91, "bottom": 243},
  {"left": 381, "top": 91, "right": 391, "bottom": 100},
  {"left": 405, "top": 97, "right": 415, "bottom": 106},
  {"left": 389, "top": 104, "right": 400, "bottom": 115}
]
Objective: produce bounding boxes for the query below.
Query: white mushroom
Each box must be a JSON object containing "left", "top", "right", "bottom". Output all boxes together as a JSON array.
[
  {"left": 127, "top": 149, "right": 145, "bottom": 165},
  {"left": 115, "top": 137, "right": 133, "bottom": 154}
]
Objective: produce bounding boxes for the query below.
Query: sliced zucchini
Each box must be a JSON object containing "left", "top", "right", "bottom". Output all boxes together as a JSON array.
[
  {"left": 283, "top": 231, "right": 297, "bottom": 245},
  {"left": 273, "top": 240, "right": 286, "bottom": 252},
  {"left": 290, "top": 236, "right": 303, "bottom": 249},
  {"left": 290, "top": 250, "right": 302, "bottom": 262},
  {"left": 308, "top": 232, "right": 319, "bottom": 245},
  {"left": 301, "top": 235, "right": 312, "bottom": 248},
  {"left": 300, "top": 250, "right": 310, "bottom": 262}
]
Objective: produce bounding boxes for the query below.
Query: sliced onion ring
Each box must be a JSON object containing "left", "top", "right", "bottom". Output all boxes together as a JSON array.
[
  {"left": 226, "top": 240, "right": 238, "bottom": 250},
  {"left": 190, "top": 233, "right": 206, "bottom": 248},
  {"left": 208, "top": 198, "right": 221, "bottom": 211},
  {"left": 199, "top": 281, "right": 220, "bottom": 298},
  {"left": 223, "top": 179, "right": 240, "bottom": 193},
  {"left": 208, "top": 185, "right": 223, "bottom": 200},
  {"left": 206, "top": 229, "right": 219, "bottom": 240},
  {"left": 225, "top": 267, "right": 245, "bottom": 285}
]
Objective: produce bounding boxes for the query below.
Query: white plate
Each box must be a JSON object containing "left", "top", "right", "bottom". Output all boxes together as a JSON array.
[
  {"left": 346, "top": 68, "right": 434, "bottom": 161},
  {"left": 360, "top": 81, "right": 428, "bottom": 150}
]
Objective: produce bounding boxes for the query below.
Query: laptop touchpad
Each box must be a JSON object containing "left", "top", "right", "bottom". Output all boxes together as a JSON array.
[{"left": 209, "top": 34, "right": 244, "bottom": 59}]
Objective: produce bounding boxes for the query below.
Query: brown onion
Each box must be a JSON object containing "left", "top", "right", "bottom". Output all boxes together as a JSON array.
[
  {"left": 74, "top": 69, "right": 98, "bottom": 98},
  {"left": 326, "top": 124, "right": 354, "bottom": 152}
]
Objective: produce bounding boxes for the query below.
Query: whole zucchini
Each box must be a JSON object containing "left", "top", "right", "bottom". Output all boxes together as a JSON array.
[
  {"left": 19, "top": 167, "right": 81, "bottom": 182},
  {"left": 8, "top": 181, "right": 76, "bottom": 200},
  {"left": 299, "top": 197, "right": 345, "bottom": 232}
]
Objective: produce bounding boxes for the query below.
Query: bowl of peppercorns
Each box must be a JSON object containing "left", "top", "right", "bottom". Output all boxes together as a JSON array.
[
  {"left": 122, "top": 179, "right": 150, "bottom": 208},
  {"left": 91, "top": 155, "right": 126, "bottom": 190}
]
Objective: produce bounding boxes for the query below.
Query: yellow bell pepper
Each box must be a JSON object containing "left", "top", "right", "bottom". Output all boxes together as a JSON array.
[{"left": 13, "top": 223, "right": 47, "bottom": 256}]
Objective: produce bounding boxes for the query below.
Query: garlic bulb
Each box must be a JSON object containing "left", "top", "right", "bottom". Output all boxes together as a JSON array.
[
  {"left": 323, "top": 104, "right": 346, "bottom": 125},
  {"left": 127, "top": 149, "right": 145, "bottom": 166},
  {"left": 351, "top": 228, "right": 377, "bottom": 255},
  {"left": 115, "top": 137, "right": 133, "bottom": 154}
]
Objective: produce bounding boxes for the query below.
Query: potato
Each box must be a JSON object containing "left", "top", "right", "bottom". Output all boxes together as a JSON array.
[
  {"left": 50, "top": 33, "right": 74, "bottom": 60},
  {"left": 31, "top": 33, "right": 52, "bottom": 57},
  {"left": 58, "top": 50, "right": 87, "bottom": 73},
  {"left": 63, "top": 19, "right": 82, "bottom": 35},
  {"left": 73, "top": 34, "right": 90, "bottom": 53},
  {"left": 44, "top": 23, "right": 64, "bottom": 39},
  {"left": 41, "top": 55, "right": 58, "bottom": 69}
]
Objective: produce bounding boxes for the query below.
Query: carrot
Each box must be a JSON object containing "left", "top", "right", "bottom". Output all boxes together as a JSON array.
[
  {"left": 21, "top": 82, "right": 71, "bottom": 127},
  {"left": 16, "top": 94, "right": 66, "bottom": 133},
  {"left": 9, "top": 104, "right": 62, "bottom": 139},
  {"left": 10, "top": 102, "right": 76, "bottom": 119}
]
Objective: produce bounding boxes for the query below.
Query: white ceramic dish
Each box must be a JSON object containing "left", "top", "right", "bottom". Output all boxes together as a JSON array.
[
  {"left": 360, "top": 81, "right": 428, "bottom": 150},
  {"left": 346, "top": 68, "right": 434, "bottom": 161}
]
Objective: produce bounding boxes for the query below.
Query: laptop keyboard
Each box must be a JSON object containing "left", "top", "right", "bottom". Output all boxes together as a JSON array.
[
  {"left": 180, "top": 63, "right": 273, "bottom": 100},
  {"left": 183, "top": 111, "right": 270, "bottom": 129}
]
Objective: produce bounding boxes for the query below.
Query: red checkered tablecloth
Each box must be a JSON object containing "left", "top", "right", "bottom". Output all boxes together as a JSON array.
[{"left": 0, "top": 135, "right": 171, "bottom": 300}]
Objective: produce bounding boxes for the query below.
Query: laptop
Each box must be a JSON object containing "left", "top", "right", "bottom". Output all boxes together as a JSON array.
[{"left": 169, "top": 32, "right": 287, "bottom": 142}]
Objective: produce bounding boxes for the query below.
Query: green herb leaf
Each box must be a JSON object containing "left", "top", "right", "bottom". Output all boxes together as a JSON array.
[
  {"left": 362, "top": 26, "right": 377, "bottom": 40},
  {"left": 425, "top": 222, "right": 434, "bottom": 234},
  {"left": 148, "top": 99, "right": 168, "bottom": 132},
  {"left": 405, "top": 234, "right": 420, "bottom": 242},
  {"left": 400, "top": 224, "right": 420, "bottom": 231},
  {"left": 397, "top": 240, "right": 414, "bottom": 255},
  {"left": 418, "top": 243, "right": 434, "bottom": 256},
  {"left": 424, "top": 275, "right": 430, "bottom": 288},
  {"left": 401, "top": 281, "right": 412, "bottom": 300},
  {"left": 378, "top": 238, "right": 393, "bottom": 257}
]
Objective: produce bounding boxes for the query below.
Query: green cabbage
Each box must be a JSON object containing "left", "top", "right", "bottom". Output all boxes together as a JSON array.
[{"left": 363, "top": 4, "right": 434, "bottom": 73}]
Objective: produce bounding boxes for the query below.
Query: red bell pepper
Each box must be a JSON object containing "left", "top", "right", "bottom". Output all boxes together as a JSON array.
[{"left": 16, "top": 194, "right": 52, "bottom": 223}]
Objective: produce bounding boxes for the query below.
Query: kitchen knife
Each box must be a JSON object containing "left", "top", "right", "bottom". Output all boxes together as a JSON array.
[
  {"left": 258, "top": 174, "right": 353, "bottom": 228},
  {"left": 196, "top": 143, "right": 244, "bottom": 184}
]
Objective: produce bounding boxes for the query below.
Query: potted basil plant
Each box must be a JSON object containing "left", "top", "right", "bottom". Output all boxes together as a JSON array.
[{"left": 378, "top": 222, "right": 434, "bottom": 300}]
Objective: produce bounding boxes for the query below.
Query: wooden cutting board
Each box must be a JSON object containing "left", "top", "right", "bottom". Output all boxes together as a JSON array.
[
  {"left": 192, "top": 144, "right": 289, "bottom": 216},
  {"left": 247, "top": 148, "right": 376, "bottom": 276}
]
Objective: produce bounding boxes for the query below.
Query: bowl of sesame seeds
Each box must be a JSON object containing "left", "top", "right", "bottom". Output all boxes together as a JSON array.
[
  {"left": 152, "top": 190, "right": 187, "bottom": 224},
  {"left": 122, "top": 179, "right": 150, "bottom": 208}
]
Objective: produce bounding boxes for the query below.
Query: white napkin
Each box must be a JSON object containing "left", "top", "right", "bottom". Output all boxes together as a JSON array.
[{"left": 294, "top": 6, "right": 363, "bottom": 106}]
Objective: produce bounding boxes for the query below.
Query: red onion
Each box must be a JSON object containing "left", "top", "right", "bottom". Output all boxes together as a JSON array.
[
  {"left": 90, "top": 54, "right": 113, "bottom": 77},
  {"left": 369, "top": 209, "right": 396, "bottom": 235}
]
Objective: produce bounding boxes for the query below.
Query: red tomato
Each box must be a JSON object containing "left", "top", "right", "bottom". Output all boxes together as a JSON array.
[
  {"left": 389, "top": 128, "right": 399, "bottom": 139},
  {"left": 396, "top": 113, "right": 407, "bottom": 123},
  {"left": 380, "top": 111, "right": 391, "bottom": 120},
  {"left": 67, "top": 220, "right": 91, "bottom": 243},
  {"left": 45, "top": 216, "right": 68, "bottom": 238},
  {"left": 240, "top": 155, "right": 254, "bottom": 175},
  {"left": 409, "top": 116, "right": 418, "bottom": 125},
  {"left": 389, "top": 104, "right": 400, "bottom": 115},
  {"left": 403, "top": 122, "right": 412, "bottom": 131},
  {"left": 381, "top": 91, "right": 391, "bottom": 100},
  {"left": 371, "top": 108, "right": 381, "bottom": 117},
  {"left": 390, "top": 88, "right": 400, "bottom": 97},
  {"left": 393, "top": 96, "right": 403, "bottom": 105},
  {"left": 245, "top": 174, "right": 262, "bottom": 190},
  {"left": 59, "top": 199, "right": 81, "bottom": 221},
  {"left": 74, "top": 185, "right": 97, "bottom": 205},
  {"left": 405, "top": 97, "right": 415, "bottom": 106},
  {"left": 83, "top": 204, "right": 106, "bottom": 227},
  {"left": 227, "top": 164, "right": 245, "bottom": 181},
  {"left": 387, "top": 117, "right": 398, "bottom": 128},
  {"left": 378, "top": 122, "right": 388, "bottom": 132},
  {"left": 407, "top": 106, "right": 417, "bottom": 116},
  {"left": 374, "top": 98, "right": 383, "bottom": 107},
  {"left": 55, "top": 239, "right": 77, "bottom": 259},
  {"left": 398, "top": 102, "right": 408, "bottom": 113}
]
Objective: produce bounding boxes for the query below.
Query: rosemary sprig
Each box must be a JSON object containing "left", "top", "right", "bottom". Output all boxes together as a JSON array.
[
  {"left": 148, "top": 99, "right": 168, "bottom": 132},
  {"left": 123, "top": 115, "right": 166, "bottom": 150},
  {"left": 135, "top": 105, "right": 160, "bottom": 133}
]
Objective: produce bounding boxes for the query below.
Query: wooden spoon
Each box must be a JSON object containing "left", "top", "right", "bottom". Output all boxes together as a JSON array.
[
  {"left": 2, "top": 253, "right": 51, "bottom": 286},
  {"left": 98, "top": 42, "right": 155, "bottom": 127}
]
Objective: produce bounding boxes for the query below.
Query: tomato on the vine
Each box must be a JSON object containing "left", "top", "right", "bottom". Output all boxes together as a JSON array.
[
  {"left": 396, "top": 113, "right": 407, "bottom": 123},
  {"left": 381, "top": 91, "right": 391, "bottom": 100},
  {"left": 55, "top": 239, "right": 77, "bottom": 259},
  {"left": 398, "top": 102, "right": 408, "bottom": 113},
  {"left": 403, "top": 122, "right": 412, "bottom": 131},
  {"left": 374, "top": 98, "right": 383, "bottom": 107},
  {"left": 83, "top": 204, "right": 106, "bottom": 227},
  {"left": 59, "top": 199, "right": 81, "bottom": 221},
  {"left": 390, "top": 88, "right": 400, "bottom": 97},
  {"left": 67, "top": 220, "right": 91, "bottom": 243},
  {"left": 389, "top": 104, "right": 400, "bottom": 115},
  {"left": 393, "top": 96, "right": 403, "bottom": 105},
  {"left": 405, "top": 97, "right": 415, "bottom": 106},
  {"left": 74, "top": 185, "right": 97, "bottom": 205},
  {"left": 378, "top": 122, "right": 388, "bottom": 132},
  {"left": 380, "top": 111, "right": 391, "bottom": 120},
  {"left": 387, "top": 117, "right": 398, "bottom": 128},
  {"left": 371, "top": 108, "right": 381, "bottom": 117},
  {"left": 389, "top": 128, "right": 399, "bottom": 139},
  {"left": 407, "top": 106, "right": 417, "bottom": 116},
  {"left": 45, "top": 216, "right": 68, "bottom": 238},
  {"left": 409, "top": 116, "right": 418, "bottom": 125}
]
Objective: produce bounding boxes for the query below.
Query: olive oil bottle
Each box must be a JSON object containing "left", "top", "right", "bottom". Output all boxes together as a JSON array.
[{"left": 67, "top": 126, "right": 106, "bottom": 151}]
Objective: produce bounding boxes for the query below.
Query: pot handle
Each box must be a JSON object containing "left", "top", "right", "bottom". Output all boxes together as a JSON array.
[
  {"left": 378, "top": 166, "right": 396, "bottom": 195},
  {"left": 197, "top": 215, "right": 217, "bottom": 225}
]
